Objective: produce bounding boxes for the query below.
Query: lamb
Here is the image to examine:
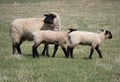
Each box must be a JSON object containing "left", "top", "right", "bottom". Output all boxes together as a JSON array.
[
  {"left": 67, "top": 29, "right": 112, "bottom": 59},
  {"left": 9, "top": 12, "right": 61, "bottom": 56},
  {"left": 32, "top": 28, "right": 76, "bottom": 58}
]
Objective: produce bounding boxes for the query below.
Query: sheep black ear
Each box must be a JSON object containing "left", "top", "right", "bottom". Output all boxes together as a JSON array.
[
  {"left": 100, "top": 29, "right": 104, "bottom": 32},
  {"left": 44, "top": 14, "right": 48, "bottom": 16},
  {"left": 68, "top": 28, "right": 77, "bottom": 33}
]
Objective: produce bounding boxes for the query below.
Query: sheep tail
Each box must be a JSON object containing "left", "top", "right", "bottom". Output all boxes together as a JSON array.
[{"left": 68, "top": 28, "right": 77, "bottom": 34}]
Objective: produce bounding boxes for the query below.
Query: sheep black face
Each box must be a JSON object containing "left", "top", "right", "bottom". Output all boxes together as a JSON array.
[
  {"left": 105, "top": 31, "right": 112, "bottom": 39},
  {"left": 44, "top": 13, "right": 56, "bottom": 24},
  {"left": 100, "top": 29, "right": 112, "bottom": 39}
]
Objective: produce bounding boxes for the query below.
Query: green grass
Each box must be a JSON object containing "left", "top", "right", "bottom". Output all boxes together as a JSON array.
[
  {"left": 0, "top": 0, "right": 55, "bottom": 3},
  {"left": 0, "top": 0, "right": 120, "bottom": 82}
]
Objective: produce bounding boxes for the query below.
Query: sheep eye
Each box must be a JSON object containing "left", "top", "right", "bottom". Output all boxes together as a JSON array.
[
  {"left": 49, "top": 16, "right": 53, "bottom": 19},
  {"left": 49, "top": 16, "right": 54, "bottom": 19},
  {"left": 105, "top": 31, "right": 109, "bottom": 35}
]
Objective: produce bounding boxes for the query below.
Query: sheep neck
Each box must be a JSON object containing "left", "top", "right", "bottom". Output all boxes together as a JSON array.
[
  {"left": 99, "top": 32, "right": 106, "bottom": 42},
  {"left": 46, "top": 23, "right": 54, "bottom": 27},
  {"left": 42, "top": 23, "right": 55, "bottom": 30}
]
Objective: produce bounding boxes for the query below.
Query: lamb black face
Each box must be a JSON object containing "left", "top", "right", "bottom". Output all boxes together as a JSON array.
[
  {"left": 105, "top": 31, "right": 112, "bottom": 39},
  {"left": 108, "top": 31, "right": 112, "bottom": 39},
  {"left": 44, "top": 14, "right": 56, "bottom": 24}
]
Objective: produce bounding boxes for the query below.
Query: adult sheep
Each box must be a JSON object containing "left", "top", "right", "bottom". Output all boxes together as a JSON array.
[
  {"left": 9, "top": 12, "right": 61, "bottom": 56},
  {"left": 67, "top": 29, "right": 112, "bottom": 59}
]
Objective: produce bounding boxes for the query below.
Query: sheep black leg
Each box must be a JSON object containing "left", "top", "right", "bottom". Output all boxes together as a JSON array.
[
  {"left": 32, "top": 45, "right": 37, "bottom": 58},
  {"left": 42, "top": 44, "right": 47, "bottom": 56},
  {"left": 32, "top": 45, "right": 39, "bottom": 58},
  {"left": 95, "top": 46, "right": 103, "bottom": 58},
  {"left": 16, "top": 44, "right": 22, "bottom": 54},
  {"left": 12, "top": 44, "right": 16, "bottom": 54},
  {"left": 61, "top": 46, "right": 69, "bottom": 58},
  {"left": 52, "top": 45, "right": 59, "bottom": 57},
  {"left": 88, "top": 48, "right": 94, "bottom": 59},
  {"left": 45, "top": 44, "right": 50, "bottom": 57},
  {"left": 67, "top": 46, "right": 70, "bottom": 58},
  {"left": 70, "top": 47, "right": 74, "bottom": 58},
  {"left": 67, "top": 46, "right": 74, "bottom": 58},
  {"left": 16, "top": 40, "right": 23, "bottom": 54}
]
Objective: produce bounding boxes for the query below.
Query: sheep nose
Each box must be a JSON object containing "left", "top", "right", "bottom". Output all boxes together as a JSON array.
[{"left": 109, "top": 35, "right": 112, "bottom": 39}]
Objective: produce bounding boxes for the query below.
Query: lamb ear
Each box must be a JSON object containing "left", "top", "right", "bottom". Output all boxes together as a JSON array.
[
  {"left": 44, "top": 14, "right": 48, "bottom": 16},
  {"left": 68, "top": 28, "right": 77, "bottom": 33},
  {"left": 100, "top": 29, "right": 104, "bottom": 32}
]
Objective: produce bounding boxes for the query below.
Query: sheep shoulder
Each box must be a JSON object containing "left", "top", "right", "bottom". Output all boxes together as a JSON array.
[
  {"left": 11, "top": 18, "right": 44, "bottom": 40},
  {"left": 11, "top": 18, "right": 44, "bottom": 29}
]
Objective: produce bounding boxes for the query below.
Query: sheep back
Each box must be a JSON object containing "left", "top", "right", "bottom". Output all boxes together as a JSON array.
[
  {"left": 69, "top": 31, "right": 101, "bottom": 46},
  {"left": 10, "top": 18, "right": 44, "bottom": 41},
  {"left": 32, "top": 31, "right": 68, "bottom": 45}
]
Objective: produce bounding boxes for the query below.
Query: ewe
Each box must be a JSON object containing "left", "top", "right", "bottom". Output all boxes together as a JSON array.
[
  {"left": 9, "top": 12, "right": 61, "bottom": 56},
  {"left": 67, "top": 29, "right": 112, "bottom": 59}
]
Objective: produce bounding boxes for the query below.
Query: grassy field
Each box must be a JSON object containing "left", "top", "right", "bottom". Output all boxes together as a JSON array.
[{"left": 0, "top": 0, "right": 120, "bottom": 82}]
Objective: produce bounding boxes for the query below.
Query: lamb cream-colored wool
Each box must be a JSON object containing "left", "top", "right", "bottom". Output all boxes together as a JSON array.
[
  {"left": 67, "top": 29, "right": 112, "bottom": 59},
  {"left": 32, "top": 28, "right": 76, "bottom": 58},
  {"left": 32, "top": 30, "right": 68, "bottom": 58},
  {"left": 10, "top": 12, "right": 61, "bottom": 55}
]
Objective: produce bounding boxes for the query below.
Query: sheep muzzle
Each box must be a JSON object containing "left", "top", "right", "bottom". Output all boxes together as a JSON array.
[
  {"left": 105, "top": 30, "right": 112, "bottom": 39},
  {"left": 108, "top": 34, "right": 112, "bottom": 39},
  {"left": 108, "top": 32, "right": 112, "bottom": 39}
]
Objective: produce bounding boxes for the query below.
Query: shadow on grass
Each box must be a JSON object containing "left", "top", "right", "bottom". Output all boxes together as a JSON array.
[
  {"left": 23, "top": 53, "right": 53, "bottom": 58},
  {"left": 22, "top": 53, "right": 80, "bottom": 59},
  {"left": 23, "top": 53, "right": 33, "bottom": 58},
  {"left": 82, "top": 57, "right": 91, "bottom": 60}
]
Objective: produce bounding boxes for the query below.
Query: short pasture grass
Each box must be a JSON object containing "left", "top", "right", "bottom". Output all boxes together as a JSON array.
[{"left": 0, "top": 0, "right": 120, "bottom": 82}]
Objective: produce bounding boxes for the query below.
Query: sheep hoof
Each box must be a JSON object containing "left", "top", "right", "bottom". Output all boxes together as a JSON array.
[
  {"left": 46, "top": 55, "right": 50, "bottom": 57},
  {"left": 83, "top": 57, "right": 90, "bottom": 60},
  {"left": 88, "top": 57, "right": 92, "bottom": 59},
  {"left": 52, "top": 56, "right": 55, "bottom": 57},
  {"left": 33, "top": 54, "right": 39, "bottom": 58},
  {"left": 42, "top": 54, "right": 45, "bottom": 56},
  {"left": 33, "top": 56, "right": 39, "bottom": 58},
  {"left": 99, "top": 56, "right": 103, "bottom": 59},
  {"left": 65, "top": 55, "right": 69, "bottom": 58},
  {"left": 33, "top": 55, "right": 36, "bottom": 58}
]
